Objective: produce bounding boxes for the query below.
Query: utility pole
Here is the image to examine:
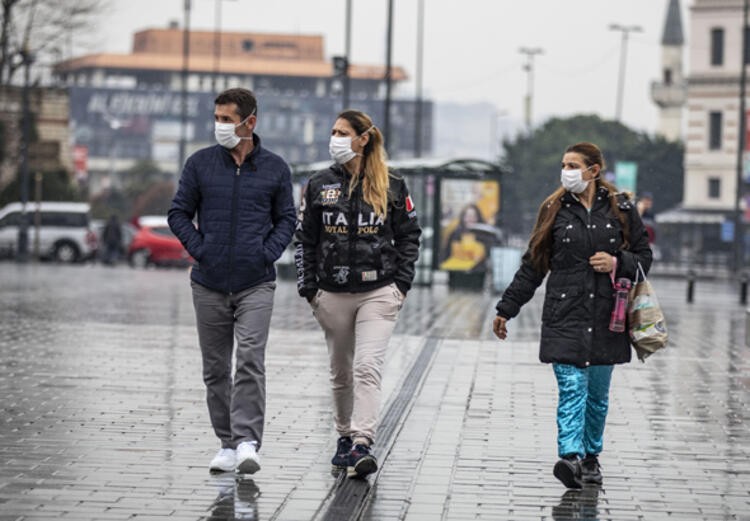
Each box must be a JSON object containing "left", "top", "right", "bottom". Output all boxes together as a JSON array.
[
  {"left": 16, "top": 47, "right": 34, "bottom": 263},
  {"left": 211, "top": 0, "right": 236, "bottom": 93},
  {"left": 610, "top": 23, "right": 642, "bottom": 121},
  {"left": 212, "top": 0, "right": 221, "bottom": 92},
  {"left": 519, "top": 47, "right": 543, "bottom": 131},
  {"left": 383, "top": 0, "right": 394, "bottom": 154},
  {"left": 342, "top": 0, "right": 352, "bottom": 110},
  {"left": 733, "top": 0, "right": 749, "bottom": 273},
  {"left": 414, "top": 0, "right": 424, "bottom": 158},
  {"left": 178, "top": 0, "right": 191, "bottom": 176}
]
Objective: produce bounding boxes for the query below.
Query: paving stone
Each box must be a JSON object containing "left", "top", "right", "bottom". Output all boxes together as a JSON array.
[{"left": 1, "top": 265, "right": 749, "bottom": 520}]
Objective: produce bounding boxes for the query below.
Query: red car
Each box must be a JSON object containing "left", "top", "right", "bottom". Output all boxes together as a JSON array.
[{"left": 128, "top": 216, "right": 192, "bottom": 268}]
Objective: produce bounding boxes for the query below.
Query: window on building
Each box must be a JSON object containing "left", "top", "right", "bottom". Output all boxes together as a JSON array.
[
  {"left": 242, "top": 39, "right": 254, "bottom": 52},
  {"left": 745, "top": 26, "right": 750, "bottom": 65},
  {"left": 710, "top": 28, "right": 724, "bottom": 66},
  {"left": 708, "top": 178, "right": 721, "bottom": 199},
  {"left": 663, "top": 68, "right": 672, "bottom": 85},
  {"left": 709, "top": 111, "right": 722, "bottom": 150}
]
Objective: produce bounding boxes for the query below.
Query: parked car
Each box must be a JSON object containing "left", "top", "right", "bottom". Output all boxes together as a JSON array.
[
  {"left": 128, "top": 215, "right": 192, "bottom": 268},
  {"left": 0, "top": 201, "right": 97, "bottom": 262}
]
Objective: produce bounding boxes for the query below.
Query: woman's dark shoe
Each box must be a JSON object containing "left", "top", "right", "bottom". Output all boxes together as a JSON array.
[
  {"left": 553, "top": 455, "right": 583, "bottom": 489},
  {"left": 331, "top": 436, "right": 353, "bottom": 470},
  {"left": 581, "top": 454, "right": 603, "bottom": 485},
  {"left": 347, "top": 444, "right": 378, "bottom": 479}
]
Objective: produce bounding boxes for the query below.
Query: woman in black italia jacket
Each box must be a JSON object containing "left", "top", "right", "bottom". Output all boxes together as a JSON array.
[
  {"left": 492, "top": 142, "right": 652, "bottom": 489},
  {"left": 294, "top": 109, "right": 421, "bottom": 480}
]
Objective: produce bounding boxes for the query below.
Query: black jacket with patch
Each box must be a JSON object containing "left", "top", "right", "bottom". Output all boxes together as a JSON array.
[
  {"left": 294, "top": 164, "right": 421, "bottom": 299},
  {"left": 495, "top": 187, "right": 653, "bottom": 368}
]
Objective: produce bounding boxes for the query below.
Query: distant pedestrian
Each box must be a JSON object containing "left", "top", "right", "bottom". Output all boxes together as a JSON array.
[
  {"left": 636, "top": 192, "right": 656, "bottom": 244},
  {"left": 101, "top": 214, "right": 122, "bottom": 265},
  {"left": 492, "top": 142, "right": 652, "bottom": 489},
  {"left": 294, "top": 109, "right": 421, "bottom": 479},
  {"left": 168, "top": 88, "right": 296, "bottom": 475}
]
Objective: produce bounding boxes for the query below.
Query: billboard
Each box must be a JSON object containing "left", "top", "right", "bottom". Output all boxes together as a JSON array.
[{"left": 438, "top": 179, "right": 500, "bottom": 272}]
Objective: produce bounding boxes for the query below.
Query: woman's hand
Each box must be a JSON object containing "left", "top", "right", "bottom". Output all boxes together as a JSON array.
[
  {"left": 493, "top": 316, "right": 508, "bottom": 340},
  {"left": 589, "top": 252, "right": 615, "bottom": 273}
]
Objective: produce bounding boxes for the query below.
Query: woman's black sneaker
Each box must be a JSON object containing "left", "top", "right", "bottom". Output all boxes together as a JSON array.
[
  {"left": 347, "top": 444, "right": 377, "bottom": 478},
  {"left": 331, "top": 436, "right": 352, "bottom": 470},
  {"left": 553, "top": 455, "right": 583, "bottom": 489},
  {"left": 581, "top": 454, "right": 603, "bottom": 485}
]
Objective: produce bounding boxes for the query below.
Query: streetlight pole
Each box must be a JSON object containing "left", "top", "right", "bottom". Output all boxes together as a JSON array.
[
  {"left": 383, "top": 0, "right": 394, "bottom": 154},
  {"left": 178, "top": 0, "right": 191, "bottom": 177},
  {"left": 519, "top": 47, "right": 543, "bottom": 131},
  {"left": 733, "top": 0, "right": 749, "bottom": 273},
  {"left": 16, "top": 47, "right": 34, "bottom": 263},
  {"left": 610, "top": 23, "right": 642, "bottom": 122},
  {"left": 414, "top": 0, "right": 424, "bottom": 158},
  {"left": 212, "top": 0, "right": 236, "bottom": 93},
  {"left": 342, "top": 0, "right": 352, "bottom": 110},
  {"left": 212, "top": 0, "right": 221, "bottom": 92}
]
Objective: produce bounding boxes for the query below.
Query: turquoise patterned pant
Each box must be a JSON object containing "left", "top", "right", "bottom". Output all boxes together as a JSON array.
[{"left": 552, "top": 363, "right": 614, "bottom": 458}]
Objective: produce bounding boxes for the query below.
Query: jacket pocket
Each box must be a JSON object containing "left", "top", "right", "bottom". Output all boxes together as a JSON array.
[{"left": 542, "top": 286, "right": 581, "bottom": 324}]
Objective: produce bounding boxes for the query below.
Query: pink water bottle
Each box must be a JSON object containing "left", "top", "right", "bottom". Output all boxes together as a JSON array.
[{"left": 609, "top": 278, "right": 631, "bottom": 332}]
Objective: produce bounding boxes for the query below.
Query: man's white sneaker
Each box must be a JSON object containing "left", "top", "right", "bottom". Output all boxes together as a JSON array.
[
  {"left": 209, "top": 448, "right": 236, "bottom": 473},
  {"left": 236, "top": 441, "right": 261, "bottom": 475}
]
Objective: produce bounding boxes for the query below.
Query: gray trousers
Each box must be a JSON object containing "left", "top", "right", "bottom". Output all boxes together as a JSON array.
[{"left": 191, "top": 280, "right": 275, "bottom": 450}]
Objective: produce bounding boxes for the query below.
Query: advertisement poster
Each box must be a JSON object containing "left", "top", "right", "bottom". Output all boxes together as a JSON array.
[{"left": 439, "top": 179, "right": 500, "bottom": 272}]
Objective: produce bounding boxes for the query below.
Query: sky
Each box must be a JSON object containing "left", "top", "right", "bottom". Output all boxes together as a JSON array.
[{"left": 87, "top": 0, "right": 692, "bottom": 139}]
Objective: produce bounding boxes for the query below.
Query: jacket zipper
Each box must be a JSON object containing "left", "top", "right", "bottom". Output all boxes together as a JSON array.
[
  {"left": 585, "top": 207, "right": 595, "bottom": 364},
  {"left": 228, "top": 165, "right": 241, "bottom": 294}
]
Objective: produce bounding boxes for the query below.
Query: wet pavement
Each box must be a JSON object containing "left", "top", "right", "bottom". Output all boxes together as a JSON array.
[{"left": 0, "top": 263, "right": 748, "bottom": 520}]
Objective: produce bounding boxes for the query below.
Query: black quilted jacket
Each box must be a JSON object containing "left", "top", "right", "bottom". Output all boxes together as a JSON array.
[
  {"left": 496, "top": 187, "right": 653, "bottom": 367},
  {"left": 294, "top": 164, "right": 421, "bottom": 299},
  {"left": 168, "top": 136, "right": 296, "bottom": 294}
]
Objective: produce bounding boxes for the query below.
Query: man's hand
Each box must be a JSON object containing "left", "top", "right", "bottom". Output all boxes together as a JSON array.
[{"left": 493, "top": 316, "right": 508, "bottom": 340}]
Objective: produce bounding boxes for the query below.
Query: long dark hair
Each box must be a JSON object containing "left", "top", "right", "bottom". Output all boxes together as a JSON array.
[{"left": 527, "top": 142, "right": 630, "bottom": 273}]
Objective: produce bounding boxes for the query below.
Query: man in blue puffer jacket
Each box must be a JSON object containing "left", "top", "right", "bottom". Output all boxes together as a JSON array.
[{"left": 168, "top": 88, "right": 295, "bottom": 476}]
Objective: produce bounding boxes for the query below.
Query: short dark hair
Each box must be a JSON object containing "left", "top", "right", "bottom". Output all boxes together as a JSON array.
[{"left": 214, "top": 88, "right": 257, "bottom": 120}]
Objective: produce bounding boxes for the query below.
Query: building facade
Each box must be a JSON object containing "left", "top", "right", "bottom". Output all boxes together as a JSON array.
[
  {"left": 684, "top": 0, "right": 747, "bottom": 212},
  {"left": 651, "top": 0, "right": 750, "bottom": 266},
  {"left": 53, "top": 27, "right": 432, "bottom": 193},
  {"left": 0, "top": 86, "right": 73, "bottom": 192}
]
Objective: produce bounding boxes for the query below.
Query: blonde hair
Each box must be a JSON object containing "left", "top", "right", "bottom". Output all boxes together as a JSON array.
[{"left": 337, "top": 110, "right": 390, "bottom": 218}]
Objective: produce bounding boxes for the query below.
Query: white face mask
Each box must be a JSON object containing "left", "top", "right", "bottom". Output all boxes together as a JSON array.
[
  {"left": 560, "top": 165, "right": 594, "bottom": 194},
  {"left": 214, "top": 112, "right": 254, "bottom": 149},
  {"left": 329, "top": 136, "right": 358, "bottom": 164},
  {"left": 328, "top": 126, "right": 374, "bottom": 165}
]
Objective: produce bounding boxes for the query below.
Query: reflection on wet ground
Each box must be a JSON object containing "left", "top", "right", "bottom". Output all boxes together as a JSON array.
[
  {"left": 551, "top": 487, "right": 601, "bottom": 521},
  {"left": 207, "top": 476, "right": 261, "bottom": 521}
]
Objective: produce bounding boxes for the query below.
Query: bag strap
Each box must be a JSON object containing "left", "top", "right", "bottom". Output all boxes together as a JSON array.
[
  {"left": 634, "top": 261, "right": 646, "bottom": 284},
  {"left": 609, "top": 256, "right": 617, "bottom": 287}
]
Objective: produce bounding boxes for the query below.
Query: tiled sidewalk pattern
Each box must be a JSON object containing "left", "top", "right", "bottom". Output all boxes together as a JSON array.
[{"left": 0, "top": 264, "right": 748, "bottom": 520}]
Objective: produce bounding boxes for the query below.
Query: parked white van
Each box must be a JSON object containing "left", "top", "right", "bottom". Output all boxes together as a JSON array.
[{"left": 0, "top": 202, "right": 98, "bottom": 262}]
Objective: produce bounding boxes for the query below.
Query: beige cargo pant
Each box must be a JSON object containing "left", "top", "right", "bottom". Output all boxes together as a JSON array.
[{"left": 312, "top": 283, "right": 404, "bottom": 446}]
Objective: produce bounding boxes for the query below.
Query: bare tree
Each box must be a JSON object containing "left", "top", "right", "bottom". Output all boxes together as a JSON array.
[{"left": 0, "top": 0, "right": 107, "bottom": 86}]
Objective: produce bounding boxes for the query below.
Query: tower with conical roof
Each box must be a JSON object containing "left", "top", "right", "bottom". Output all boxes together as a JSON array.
[{"left": 651, "top": 0, "right": 687, "bottom": 141}]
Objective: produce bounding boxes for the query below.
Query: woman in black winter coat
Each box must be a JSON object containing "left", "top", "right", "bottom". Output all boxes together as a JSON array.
[{"left": 492, "top": 142, "right": 652, "bottom": 489}]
